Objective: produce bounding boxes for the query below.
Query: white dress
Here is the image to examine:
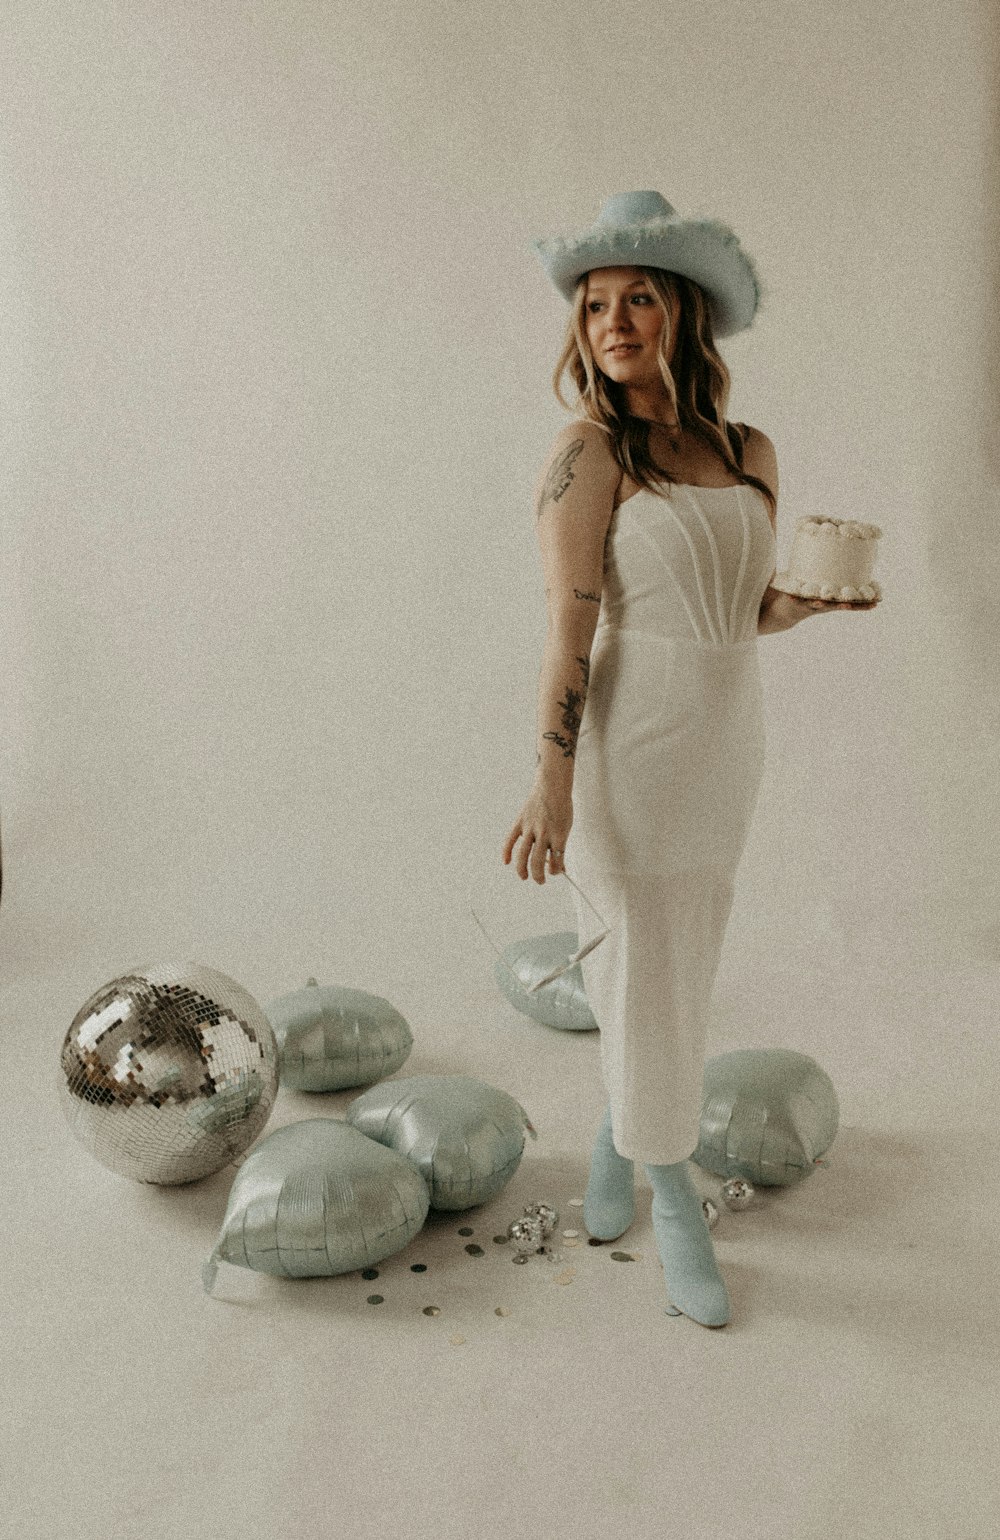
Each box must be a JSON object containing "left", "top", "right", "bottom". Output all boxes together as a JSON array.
[{"left": 564, "top": 481, "right": 776, "bottom": 1165}]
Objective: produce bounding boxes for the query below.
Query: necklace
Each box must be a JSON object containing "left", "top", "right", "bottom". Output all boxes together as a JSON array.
[{"left": 649, "top": 420, "right": 683, "bottom": 453}]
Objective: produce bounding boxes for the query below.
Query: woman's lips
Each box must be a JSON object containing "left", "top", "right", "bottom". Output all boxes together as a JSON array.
[{"left": 608, "top": 345, "right": 639, "bottom": 354}]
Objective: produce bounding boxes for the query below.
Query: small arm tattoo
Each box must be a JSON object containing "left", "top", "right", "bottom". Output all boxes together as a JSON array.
[
  {"left": 535, "top": 439, "right": 585, "bottom": 521},
  {"left": 574, "top": 588, "right": 601, "bottom": 603}
]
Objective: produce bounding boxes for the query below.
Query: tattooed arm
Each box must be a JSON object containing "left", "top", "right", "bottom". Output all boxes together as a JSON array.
[{"left": 530, "top": 422, "right": 619, "bottom": 801}]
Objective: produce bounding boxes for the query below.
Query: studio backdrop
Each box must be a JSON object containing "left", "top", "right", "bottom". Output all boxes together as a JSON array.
[{"left": 0, "top": 0, "right": 996, "bottom": 1011}]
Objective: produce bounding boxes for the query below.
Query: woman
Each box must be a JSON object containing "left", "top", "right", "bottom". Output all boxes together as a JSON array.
[{"left": 502, "top": 191, "right": 878, "bottom": 1328}]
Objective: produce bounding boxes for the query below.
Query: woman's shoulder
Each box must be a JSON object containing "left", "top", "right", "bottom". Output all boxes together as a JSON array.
[
  {"left": 539, "top": 417, "right": 619, "bottom": 481},
  {"left": 738, "top": 421, "right": 776, "bottom": 458},
  {"left": 739, "top": 423, "right": 778, "bottom": 498},
  {"left": 532, "top": 418, "right": 620, "bottom": 518},
  {"left": 558, "top": 416, "right": 616, "bottom": 449}
]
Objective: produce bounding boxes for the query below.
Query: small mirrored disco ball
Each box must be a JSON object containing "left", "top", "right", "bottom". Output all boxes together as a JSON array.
[{"left": 55, "top": 961, "right": 280, "bottom": 1185}]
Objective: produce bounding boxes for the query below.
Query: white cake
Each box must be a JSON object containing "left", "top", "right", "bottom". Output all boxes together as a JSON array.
[{"left": 771, "top": 516, "right": 882, "bottom": 604}]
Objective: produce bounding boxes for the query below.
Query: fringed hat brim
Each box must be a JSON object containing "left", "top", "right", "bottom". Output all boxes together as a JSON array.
[{"left": 530, "top": 205, "right": 764, "bottom": 338}]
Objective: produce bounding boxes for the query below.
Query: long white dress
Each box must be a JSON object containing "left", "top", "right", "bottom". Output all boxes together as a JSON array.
[{"left": 564, "top": 481, "right": 775, "bottom": 1165}]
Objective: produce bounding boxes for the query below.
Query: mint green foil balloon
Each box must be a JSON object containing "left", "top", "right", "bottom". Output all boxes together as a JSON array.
[
  {"left": 347, "top": 1075, "right": 537, "bottom": 1211},
  {"left": 494, "top": 932, "right": 597, "bottom": 1031},
  {"left": 693, "top": 1047, "right": 839, "bottom": 1186},
  {"left": 264, "top": 977, "right": 413, "bottom": 1091},
  {"left": 203, "top": 1117, "right": 429, "bottom": 1291}
]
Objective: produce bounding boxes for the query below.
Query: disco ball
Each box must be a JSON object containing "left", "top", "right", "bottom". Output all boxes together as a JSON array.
[{"left": 55, "top": 960, "right": 280, "bottom": 1184}]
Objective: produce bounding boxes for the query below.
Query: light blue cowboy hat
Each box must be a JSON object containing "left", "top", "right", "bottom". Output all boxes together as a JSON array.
[{"left": 530, "top": 189, "right": 763, "bottom": 338}]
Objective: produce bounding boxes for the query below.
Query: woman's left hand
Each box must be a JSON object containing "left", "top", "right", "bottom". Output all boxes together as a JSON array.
[
  {"left": 760, "top": 586, "right": 880, "bottom": 631},
  {"left": 796, "top": 591, "right": 880, "bottom": 615}
]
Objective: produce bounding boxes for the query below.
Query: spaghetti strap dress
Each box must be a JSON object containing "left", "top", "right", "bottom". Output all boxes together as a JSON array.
[{"left": 563, "top": 480, "right": 776, "bottom": 1165}]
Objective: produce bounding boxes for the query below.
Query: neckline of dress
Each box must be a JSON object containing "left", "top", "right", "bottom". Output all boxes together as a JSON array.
[{"left": 616, "top": 482, "right": 765, "bottom": 513}]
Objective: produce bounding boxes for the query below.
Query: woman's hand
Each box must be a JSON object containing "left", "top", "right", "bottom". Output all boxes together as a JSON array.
[
  {"left": 759, "top": 586, "right": 880, "bottom": 632},
  {"left": 502, "top": 783, "right": 572, "bottom": 884}
]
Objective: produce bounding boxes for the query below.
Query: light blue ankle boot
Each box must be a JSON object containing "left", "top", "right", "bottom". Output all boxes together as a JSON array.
[
  {"left": 583, "top": 1103, "right": 635, "bottom": 1240},
  {"left": 645, "top": 1158, "right": 731, "bottom": 1327}
]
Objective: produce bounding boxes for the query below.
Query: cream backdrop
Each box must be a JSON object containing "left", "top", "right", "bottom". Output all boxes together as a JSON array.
[{"left": 1, "top": 0, "right": 997, "bottom": 1016}]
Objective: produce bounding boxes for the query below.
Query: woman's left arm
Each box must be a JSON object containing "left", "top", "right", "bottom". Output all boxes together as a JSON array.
[{"left": 743, "top": 429, "right": 881, "bottom": 633}]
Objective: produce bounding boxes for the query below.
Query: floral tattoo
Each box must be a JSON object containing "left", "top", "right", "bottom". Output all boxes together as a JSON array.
[{"left": 541, "top": 654, "right": 590, "bottom": 759}]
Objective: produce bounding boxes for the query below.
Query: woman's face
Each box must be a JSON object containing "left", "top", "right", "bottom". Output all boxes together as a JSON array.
[{"left": 584, "top": 266, "right": 675, "bottom": 380}]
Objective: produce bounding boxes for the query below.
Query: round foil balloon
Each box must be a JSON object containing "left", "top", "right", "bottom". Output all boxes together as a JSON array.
[
  {"left": 55, "top": 961, "right": 280, "bottom": 1184},
  {"left": 694, "top": 1047, "right": 839, "bottom": 1186},
  {"left": 493, "top": 933, "right": 598, "bottom": 1033},
  {"left": 264, "top": 976, "right": 414, "bottom": 1092}
]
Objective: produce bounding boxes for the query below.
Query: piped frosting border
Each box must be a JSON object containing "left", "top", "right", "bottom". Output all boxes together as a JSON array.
[
  {"left": 770, "top": 572, "right": 881, "bottom": 603},
  {"left": 793, "top": 515, "right": 883, "bottom": 540}
]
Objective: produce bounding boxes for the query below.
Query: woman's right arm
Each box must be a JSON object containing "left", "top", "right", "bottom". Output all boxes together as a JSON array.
[{"left": 502, "top": 422, "right": 619, "bottom": 882}]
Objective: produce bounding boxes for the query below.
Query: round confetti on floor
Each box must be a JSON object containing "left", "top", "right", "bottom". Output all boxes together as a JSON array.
[
  {"left": 366, "top": 1294, "right": 384, "bottom": 1305},
  {"left": 562, "top": 1229, "right": 580, "bottom": 1238},
  {"left": 410, "top": 1263, "right": 427, "bottom": 1272},
  {"left": 464, "top": 1244, "right": 485, "bottom": 1256},
  {"left": 361, "top": 1267, "right": 379, "bottom": 1279},
  {"left": 457, "top": 1226, "right": 474, "bottom": 1236},
  {"left": 492, "top": 1235, "right": 509, "bottom": 1245},
  {"left": 495, "top": 1307, "right": 510, "bottom": 1317},
  {"left": 423, "top": 1306, "right": 441, "bottom": 1316},
  {"left": 449, "top": 1335, "right": 466, "bottom": 1345},
  {"left": 609, "top": 1251, "right": 635, "bottom": 1263},
  {"left": 568, "top": 1198, "right": 584, "bottom": 1207}
]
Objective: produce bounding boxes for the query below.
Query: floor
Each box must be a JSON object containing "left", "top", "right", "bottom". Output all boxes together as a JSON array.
[{"left": 5, "top": 943, "right": 997, "bottom": 1540}]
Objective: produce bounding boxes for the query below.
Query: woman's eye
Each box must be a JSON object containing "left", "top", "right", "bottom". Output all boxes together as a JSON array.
[{"left": 588, "top": 296, "right": 650, "bottom": 311}]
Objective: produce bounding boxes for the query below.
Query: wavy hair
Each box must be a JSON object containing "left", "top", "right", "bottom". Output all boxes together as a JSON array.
[{"left": 548, "top": 265, "right": 775, "bottom": 520}]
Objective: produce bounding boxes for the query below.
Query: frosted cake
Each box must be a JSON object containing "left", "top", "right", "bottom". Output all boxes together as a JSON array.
[{"left": 771, "top": 515, "right": 882, "bottom": 604}]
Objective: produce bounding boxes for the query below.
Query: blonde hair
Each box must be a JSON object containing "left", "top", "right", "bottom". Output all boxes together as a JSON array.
[{"left": 548, "top": 265, "right": 775, "bottom": 519}]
